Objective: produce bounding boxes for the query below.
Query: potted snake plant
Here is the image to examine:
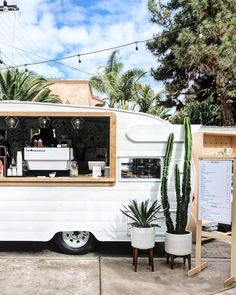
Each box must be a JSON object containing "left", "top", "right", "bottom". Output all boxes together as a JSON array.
[
  {"left": 161, "top": 117, "right": 193, "bottom": 256},
  {"left": 121, "top": 199, "right": 161, "bottom": 249}
]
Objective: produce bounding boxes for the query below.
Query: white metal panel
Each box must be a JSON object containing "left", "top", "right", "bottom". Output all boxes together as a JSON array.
[
  {"left": 126, "top": 125, "right": 184, "bottom": 142},
  {"left": 0, "top": 101, "right": 192, "bottom": 243},
  {"left": 0, "top": 101, "right": 169, "bottom": 125}
]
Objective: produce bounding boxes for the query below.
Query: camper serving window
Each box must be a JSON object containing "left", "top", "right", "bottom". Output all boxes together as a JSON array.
[
  {"left": 0, "top": 112, "right": 116, "bottom": 186},
  {"left": 120, "top": 158, "right": 161, "bottom": 180}
]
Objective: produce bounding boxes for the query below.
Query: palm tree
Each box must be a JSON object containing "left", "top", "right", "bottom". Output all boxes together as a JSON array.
[
  {"left": 90, "top": 50, "right": 145, "bottom": 108},
  {"left": 0, "top": 68, "right": 61, "bottom": 103},
  {"left": 135, "top": 84, "right": 171, "bottom": 120}
]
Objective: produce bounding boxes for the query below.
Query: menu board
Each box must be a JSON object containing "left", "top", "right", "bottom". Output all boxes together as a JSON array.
[{"left": 199, "top": 160, "right": 232, "bottom": 225}]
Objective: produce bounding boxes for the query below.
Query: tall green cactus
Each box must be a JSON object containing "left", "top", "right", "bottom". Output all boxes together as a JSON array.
[
  {"left": 161, "top": 133, "right": 174, "bottom": 233},
  {"left": 161, "top": 117, "right": 192, "bottom": 234},
  {"left": 179, "top": 117, "right": 192, "bottom": 233}
]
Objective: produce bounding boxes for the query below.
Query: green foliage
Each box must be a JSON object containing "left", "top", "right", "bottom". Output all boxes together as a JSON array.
[
  {"left": 170, "top": 98, "right": 222, "bottom": 125},
  {"left": 0, "top": 68, "right": 61, "bottom": 103},
  {"left": 147, "top": 0, "right": 236, "bottom": 126},
  {"left": 90, "top": 50, "right": 168, "bottom": 116},
  {"left": 120, "top": 199, "right": 161, "bottom": 228},
  {"left": 161, "top": 117, "right": 192, "bottom": 234},
  {"left": 134, "top": 83, "right": 171, "bottom": 119},
  {"left": 90, "top": 50, "right": 146, "bottom": 109}
]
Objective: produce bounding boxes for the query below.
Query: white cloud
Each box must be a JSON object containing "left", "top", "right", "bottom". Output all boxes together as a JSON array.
[
  {"left": 58, "top": 26, "right": 90, "bottom": 45},
  {"left": 0, "top": 0, "right": 162, "bottom": 92},
  {"left": 93, "top": 0, "right": 128, "bottom": 13}
]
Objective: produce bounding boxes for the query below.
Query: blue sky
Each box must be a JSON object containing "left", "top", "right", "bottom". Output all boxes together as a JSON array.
[{"left": 0, "top": 0, "right": 162, "bottom": 92}]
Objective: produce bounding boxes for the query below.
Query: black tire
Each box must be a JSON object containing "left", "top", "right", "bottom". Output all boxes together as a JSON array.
[{"left": 54, "top": 231, "right": 97, "bottom": 255}]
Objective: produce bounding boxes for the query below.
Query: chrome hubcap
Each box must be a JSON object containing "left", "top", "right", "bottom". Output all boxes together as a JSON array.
[{"left": 62, "top": 231, "right": 90, "bottom": 248}]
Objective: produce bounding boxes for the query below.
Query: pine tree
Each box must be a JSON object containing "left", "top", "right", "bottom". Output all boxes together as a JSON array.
[{"left": 147, "top": 0, "right": 236, "bottom": 126}]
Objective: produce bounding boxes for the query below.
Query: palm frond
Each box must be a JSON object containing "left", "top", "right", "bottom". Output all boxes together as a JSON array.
[
  {"left": 0, "top": 69, "right": 61, "bottom": 103},
  {"left": 106, "top": 50, "right": 123, "bottom": 74}
]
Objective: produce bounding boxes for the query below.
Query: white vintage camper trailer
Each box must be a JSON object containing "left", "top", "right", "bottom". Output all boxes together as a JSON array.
[{"left": 0, "top": 101, "right": 192, "bottom": 254}]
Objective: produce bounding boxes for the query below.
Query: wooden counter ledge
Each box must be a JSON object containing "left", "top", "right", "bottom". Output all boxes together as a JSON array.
[{"left": 0, "top": 176, "right": 115, "bottom": 187}]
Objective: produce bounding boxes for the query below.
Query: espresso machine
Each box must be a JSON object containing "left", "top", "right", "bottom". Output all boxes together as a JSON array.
[{"left": 24, "top": 147, "right": 73, "bottom": 176}]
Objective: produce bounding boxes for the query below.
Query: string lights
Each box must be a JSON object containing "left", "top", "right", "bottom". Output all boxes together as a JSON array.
[
  {"left": 0, "top": 50, "right": 8, "bottom": 67},
  {"left": 0, "top": 22, "right": 211, "bottom": 72},
  {"left": 0, "top": 0, "right": 19, "bottom": 12},
  {"left": 0, "top": 20, "right": 204, "bottom": 72},
  {"left": 0, "top": 38, "right": 151, "bottom": 71},
  {"left": 0, "top": 16, "right": 232, "bottom": 73},
  {"left": 24, "top": 64, "right": 28, "bottom": 72}
]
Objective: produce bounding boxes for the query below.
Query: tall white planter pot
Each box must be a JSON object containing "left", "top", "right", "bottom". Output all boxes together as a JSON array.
[
  {"left": 131, "top": 227, "right": 155, "bottom": 249},
  {"left": 165, "top": 231, "right": 192, "bottom": 255}
]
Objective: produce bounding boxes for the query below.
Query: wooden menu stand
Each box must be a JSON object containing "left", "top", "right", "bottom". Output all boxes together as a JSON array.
[{"left": 188, "top": 156, "right": 236, "bottom": 288}]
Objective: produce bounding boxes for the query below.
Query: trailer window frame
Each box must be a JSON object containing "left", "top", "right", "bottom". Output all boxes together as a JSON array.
[
  {"left": 118, "top": 156, "right": 162, "bottom": 182},
  {"left": 0, "top": 111, "right": 116, "bottom": 187}
]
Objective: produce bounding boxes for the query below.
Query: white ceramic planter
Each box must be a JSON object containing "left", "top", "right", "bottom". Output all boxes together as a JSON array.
[
  {"left": 165, "top": 231, "right": 192, "bottom": 256},
  {"left": 131, "top": 227, "right": 155, "bottom": 249}
]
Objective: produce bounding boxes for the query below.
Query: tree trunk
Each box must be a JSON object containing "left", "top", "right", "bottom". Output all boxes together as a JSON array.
[
  {"left": 216, "top": 72, "right": 234, "bottom": 126},
  {"left": 220, "top": 95, "right": 234, "bottom": 126}
]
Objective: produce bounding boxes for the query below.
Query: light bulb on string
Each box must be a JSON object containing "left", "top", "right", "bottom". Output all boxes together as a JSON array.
[
  {"left": 24, "top": 64, "right": 28, "bottom": 73},
  {"left": 3, "top": 0, "right": 8, "bottom": 12},
  {"left": 0, "top": 50, "right": 3, "bottom": 66},
  {"left": 135, "top": 42, "right": 139, "bottom": 51},
  {"left": 78, "top": 55, "right": 81, "bottom": 63}
]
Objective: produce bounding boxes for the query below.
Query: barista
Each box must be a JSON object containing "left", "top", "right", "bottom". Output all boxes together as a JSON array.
[
  {"left": 0, "top": 129, "right": 11, "bottom": 164},
  {"left": 31, "top": 124, "right": 59, "bottom": 147}
]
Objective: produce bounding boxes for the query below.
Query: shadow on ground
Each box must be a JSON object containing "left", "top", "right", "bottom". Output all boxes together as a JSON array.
[
  {"left": 0, "top": 240, "right": 166, "bottom": 257},
  {"left": 0, "top": 239, "right": 230, "bottom": 259}
]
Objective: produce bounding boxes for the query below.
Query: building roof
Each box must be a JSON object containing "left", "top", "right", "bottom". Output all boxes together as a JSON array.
[{"left": 49, "top": 80, "right": 104, "bottom": 106}]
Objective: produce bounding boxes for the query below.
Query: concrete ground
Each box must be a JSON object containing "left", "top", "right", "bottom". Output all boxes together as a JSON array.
[{"left": 0, "top": 240, "right": 235, "bottom": 295}]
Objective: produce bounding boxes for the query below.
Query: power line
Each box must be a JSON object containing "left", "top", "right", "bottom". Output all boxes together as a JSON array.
[
  {"left": 0, "top": 10, "right": 96, "bottom": 76},
  {"left": 0, "top": 15, "right": 35, "bottom": 67},
  {"left": 11, "top": 12, "right": 60, "bottom": 77},
  {"left": 0, "top": 50, "right": 8, "bottom": 66},
  {"left": 2, "top": 12, "right": 58, "bottom": 77},
  {"left": 0, "top": 6, "right": 79, "bottom": 76},
  {"left": 11, "top": 11, "right": 16, "bottom": 62},
  {"left": 1, "top": 50, "right": 16, "bottom": 66}
]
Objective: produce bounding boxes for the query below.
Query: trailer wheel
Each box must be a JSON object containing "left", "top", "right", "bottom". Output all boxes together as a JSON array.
[{"left": 54, "top": 231, "right": 96, "bottom": 255}]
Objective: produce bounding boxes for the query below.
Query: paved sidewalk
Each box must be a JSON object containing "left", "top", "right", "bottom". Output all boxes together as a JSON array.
[
  {"left": 0, "top": 240, "right": 234, "bottom": 295},
  {"left": 101, "top": 257, "right": 233, "bottom": 295},
  {"left": 0, "top": 257, "right": 99, "bottom": 295}
]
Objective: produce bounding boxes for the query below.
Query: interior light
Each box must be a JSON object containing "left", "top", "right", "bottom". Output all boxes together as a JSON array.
[
  {"left": 71, "top": 117, "right": 84, "bottom": 129},
  {"left": 38, "top": 117, "right": 51, "bottom": 129},
  {"left": 5, "top": 116, "right": 19, "bottom": 129}
]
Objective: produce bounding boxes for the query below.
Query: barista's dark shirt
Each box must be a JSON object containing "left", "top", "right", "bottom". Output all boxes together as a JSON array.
[{"left": 2, "top": 140, "right": 10, "bottom": 153}]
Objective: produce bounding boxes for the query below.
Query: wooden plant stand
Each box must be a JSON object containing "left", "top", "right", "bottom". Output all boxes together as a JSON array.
[
  {"left": 166, "top": 253, "right": 191, "bottom": 270},
  {"left": 132, "top": 247, "right": 154, "bottom": 272}
]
